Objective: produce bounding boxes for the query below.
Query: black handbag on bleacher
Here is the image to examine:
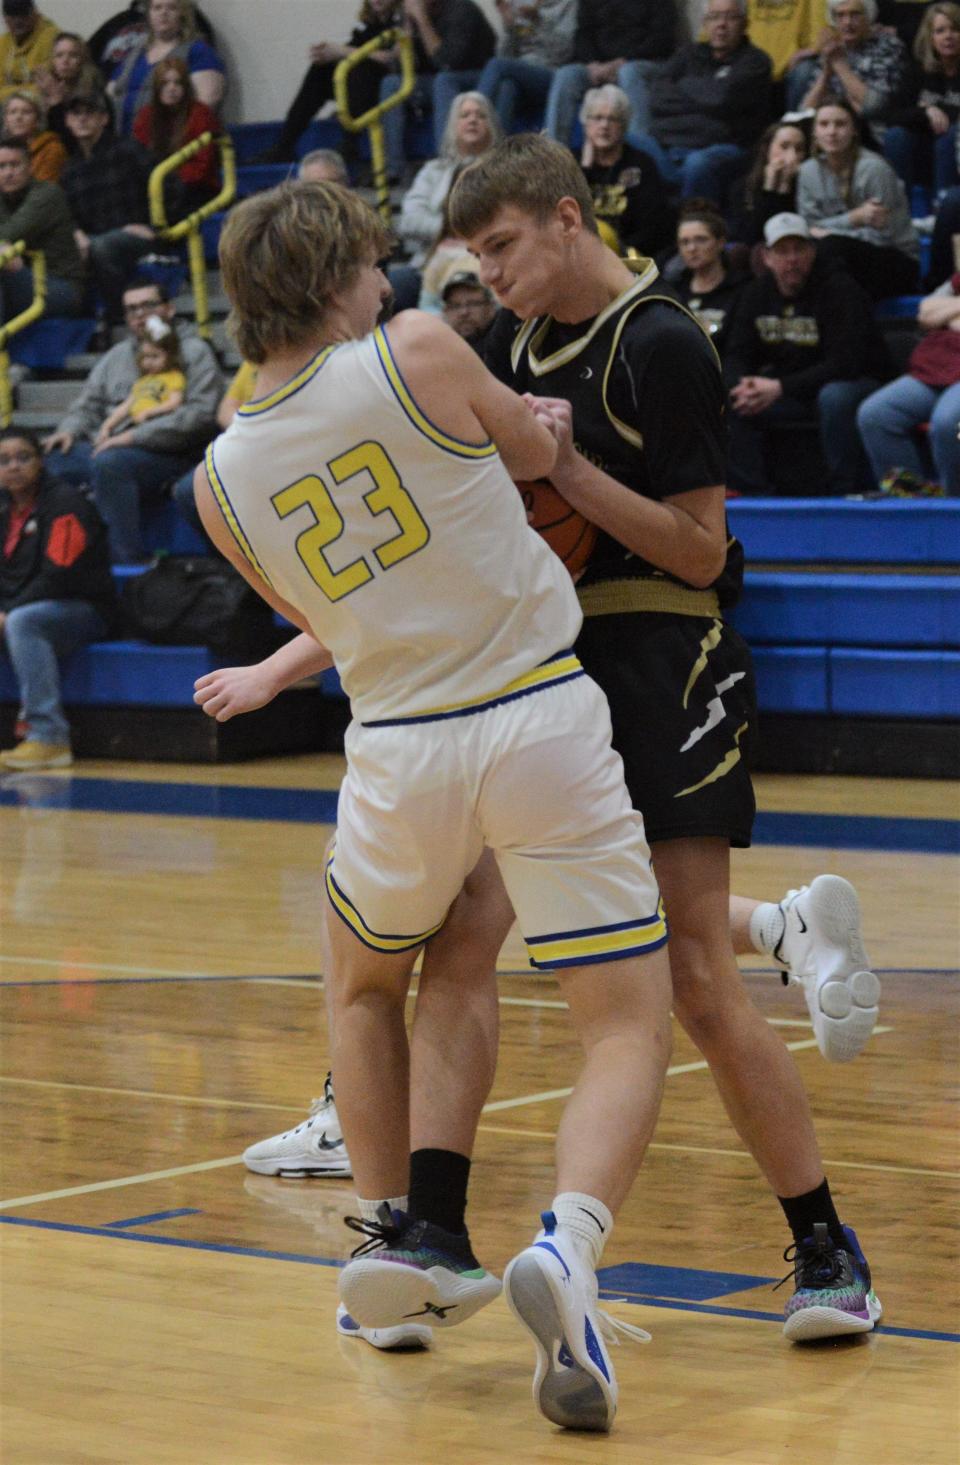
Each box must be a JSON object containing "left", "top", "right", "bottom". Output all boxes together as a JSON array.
[{"left": 121, "top": 555, "right": 280, "bottom": 661}]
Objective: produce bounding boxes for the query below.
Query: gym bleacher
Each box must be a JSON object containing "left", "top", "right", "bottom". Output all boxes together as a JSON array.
[{"left": 2, "top": 24, "right": 958, "bottom": 780}]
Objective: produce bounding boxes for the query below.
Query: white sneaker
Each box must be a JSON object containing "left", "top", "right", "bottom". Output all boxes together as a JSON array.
[
  {"left": 336, "top": 1302, "right": 431, "bottom": 1351},
  {"left": 504, "top": 1215, "right": 625, "bottom": 1432},
  {"left": 242, "top": 1074, "right": 352, "bottom": 1177},
  {"left": 775, "top": 876, "right": 881, "bottom": 1063}
]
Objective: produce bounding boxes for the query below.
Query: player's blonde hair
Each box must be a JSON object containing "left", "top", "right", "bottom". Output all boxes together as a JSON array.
[
  {"left": 448, "top": 133, "right": 599, "bottom": 240},
  {"left": 219, "top": 181, "right": 391, "bottom": 364}
]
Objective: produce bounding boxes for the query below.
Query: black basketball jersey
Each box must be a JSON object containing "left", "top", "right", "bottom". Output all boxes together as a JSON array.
[{"left": 483, "top": 260, "right": 744, "bottom": 608}]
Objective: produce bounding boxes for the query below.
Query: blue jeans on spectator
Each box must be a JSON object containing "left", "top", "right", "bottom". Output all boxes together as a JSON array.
[
  {"left": 784, "top": 56, "right": 819, "bottom": 111},
  {"left": 883, "top": 124, "right": 959, "bottom": 198},
  {"left": 432, "top": 68, "right": 482, "bottom": 149},
  {"left": 727, "top": 377, "right": 880, "bottom": 495},
  {"left": 379, "top": 73, "right": 434, "bottom": 176},
  {"left": 3, "top": 598, "right": 109, "bottom": 745},
  {"left": 89, "top": 230, "right": 157, "bottom": 320},
  {"left": 46, "top": 439, "right": 198, "bottom": 563},
  {"left": 544, "top": 61, "right": 664, "bottom": 145},
  {"left": 630, "top": 134, "right": 747, "bottom": 203},
  {"left": 0, "top": 268, "right": 82, "bottom": 323},
  {"left": 857, "top": 375, "right": 960, "bottom": 494},
  {"left": 478, "top": 55, "right": 553, "bottom": 134}
]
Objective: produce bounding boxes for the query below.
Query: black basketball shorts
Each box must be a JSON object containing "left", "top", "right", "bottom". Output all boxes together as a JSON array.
[{"left": 575, "top": 611, "right": 758, "bottom": 848}]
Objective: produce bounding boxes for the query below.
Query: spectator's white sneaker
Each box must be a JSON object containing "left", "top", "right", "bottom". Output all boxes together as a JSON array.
[
  {"left": 505, "top": 1214, "right": 634, "bottom": 1432},
  {"left": 336, "top": 1302, "right": 431, "bottom": 1351},
  {"left": 242, "top": 1073, "right": 352, "bottom": 1177},
  {"left": 775, "top": 876, "right": 880, "bottom": 1063}
]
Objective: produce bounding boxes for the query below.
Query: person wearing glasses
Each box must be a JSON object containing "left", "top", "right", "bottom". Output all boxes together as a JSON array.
[
  {"left": 42, "top": 279, "right": 222, "bottom": 563},
  {"left": 0, "top": 428, "right": 117, "bottom": 771},
  {"left": 785, "top": 0, "right": 910, "bottom": 130}
]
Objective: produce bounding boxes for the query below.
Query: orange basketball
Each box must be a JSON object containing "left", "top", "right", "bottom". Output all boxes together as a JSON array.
[{"left": 516, "top": 478, "right": 597, "bottom": 579}]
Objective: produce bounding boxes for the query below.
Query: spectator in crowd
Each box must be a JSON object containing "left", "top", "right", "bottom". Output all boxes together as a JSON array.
[
  {"left": 0, "top": 135, "right": 83, "bottom": 321},
  {"left": 477, "top": 0, "right": 577, "bottom": 136},
  {"left": 0, "top": 427, "right": 117, "bottom": 772},
  {"left": 575, "top": 83, "right": 674, "bottom": 258},
  {"left": 298, "top": 147, "right": 350, "bottom": 184},
  {"left": 796, "top": 96, "right": 920, "bottom": 296},
  {"left": 786, "top": 0, "right": 910, "bottom": 131},
  {"left": 672, "top": 198, "right": 751, "bottom": 355},
  {"left": 0, "top": 0, "right": 57, "bottom": 105},
  {"left": 724, "top": 210, "right": 889, "bottom": 494},
  {"left": 927, "top": 127, "right": 960, "bottom": 280},
  {"left": 254, "top": 0, "right": 401, "bottom": 166},
  {"left": 379, "top": 0, "right": 496, "bottom": 178},
  {"left": 110, "top": 0, "right": 225, "bottom": 137},
  {"left": 42, "top": 279, "right": 222, "bottom": 563},
  {"left": 747, "top": 0, "right": 828, "bottom": 85},
  {"left": 543, "top": 0, "right": 675, "bottom": 146},
  {"left": 133, "top": 56, "right": 219, "bottom": 219},
  {"left": 35, "top": 32, "right": 105, "bottom": 145},
  {"left": 2, "top": 89, "right": 65, "bottom": 180},
  {"left": 727, "top": 117, "right": 811, "bottom": 246},
  {"left": 397, "top": 90, "right": 500, "bottom": 269},
  {"left": 439, "top": 263, "right": 496, "bottom": 347},
  {"left": 61, "top": 91, "right": 157, "bottom": 322},
  {"left": 630, "top": 0, "right": 772, "bottom": 204},
  {"left": 95, "top": 322, "right": 186, "bottom": 444},
  {"left": 857, "top": 277, "right": 960, "bottom": 493},
  {"left": 883, "top": 2, "right": 960, "bottom": 195},
  {"left": 90, "top": 0, "right": 215, "bottom": 75}
]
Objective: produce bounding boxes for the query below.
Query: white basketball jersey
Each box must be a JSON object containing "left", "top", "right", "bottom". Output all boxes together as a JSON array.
[{"left": 207, "top": 325, "right": 582, "bottom": 723}]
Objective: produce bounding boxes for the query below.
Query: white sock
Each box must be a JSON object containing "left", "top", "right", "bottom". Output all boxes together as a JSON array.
[
  {"left": 749, "top": 900, "right": 785, "bottom": 957},
  {"left": 358, "top": 1194, "right": 408, "bottom": 1222},
  {"left": 547, "top": 1192, "right": 613, "bottom": 1272}
]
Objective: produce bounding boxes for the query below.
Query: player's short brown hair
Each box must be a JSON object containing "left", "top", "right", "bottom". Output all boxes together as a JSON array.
[
  {"left": 448, "top": 133, "right": 599, "bottom": 240},
  {"left": 218, "top": 181, "right": 391, "bottom": 364}
]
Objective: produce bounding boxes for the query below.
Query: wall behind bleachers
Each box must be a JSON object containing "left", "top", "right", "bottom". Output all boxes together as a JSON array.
[{"left": 69, "top": 0, "right": 702, "bottom": 125}]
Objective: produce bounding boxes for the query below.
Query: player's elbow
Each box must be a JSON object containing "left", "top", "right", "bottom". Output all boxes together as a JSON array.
[{"left": 685, "top": 543, "right": 727, "bottom": 589}]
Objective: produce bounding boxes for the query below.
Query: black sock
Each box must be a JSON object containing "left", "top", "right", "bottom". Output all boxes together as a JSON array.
[
  {"left": 408, "top": 1148, "right": 472, "bottom": 1237},
  {"left": 778, "top": 1178, "right": 847, "bottom": 1250}
]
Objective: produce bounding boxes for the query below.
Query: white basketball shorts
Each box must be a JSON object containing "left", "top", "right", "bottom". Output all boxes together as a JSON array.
[{"left": 325, "top": 663, "right": 666, "bottom": 969}]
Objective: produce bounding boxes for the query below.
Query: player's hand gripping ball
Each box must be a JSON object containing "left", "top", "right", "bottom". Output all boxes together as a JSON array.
[{"left": 516, "top": 478, "right": 597, "bottom": 579}]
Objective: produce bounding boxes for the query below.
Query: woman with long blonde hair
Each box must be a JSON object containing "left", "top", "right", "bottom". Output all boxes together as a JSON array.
[
  {"left": 111, "top": 0, "right": 225, "bottom": 136},
  {"left": 883, "top": 1, "right": 960, "bottom": 195}
]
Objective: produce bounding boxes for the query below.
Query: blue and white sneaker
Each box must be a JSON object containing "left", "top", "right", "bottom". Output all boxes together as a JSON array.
[
  {"left": 339, "top": 1205, "right": 501, "bottom": 1331},
  {"left": 505, "top": 1213, "right": 637, "bottom": 1432},
  {"left": 335, "top": 1302, "right": 431, "bottom": 1351}
]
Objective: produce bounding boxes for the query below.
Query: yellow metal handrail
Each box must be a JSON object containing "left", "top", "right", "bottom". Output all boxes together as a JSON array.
[
  {"left": 334, "top": 28, "right": 416, "bottom": 222},
  {"left": 148, "top": 131, "right": 237, "bottom": 340},
  {"left": 0, "top": 240, "right": 46, "bottom": 427}
]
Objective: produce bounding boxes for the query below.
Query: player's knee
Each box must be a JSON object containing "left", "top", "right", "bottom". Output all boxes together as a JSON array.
[{"left": 668, "top": 942, "right": 744, "bottom": 1047}]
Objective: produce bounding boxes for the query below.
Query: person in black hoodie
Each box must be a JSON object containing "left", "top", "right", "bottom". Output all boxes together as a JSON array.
[
  {"left": 882, "top": 1, "right": 960, "bottom": 195},
  {"left": 724, "top": 210, "right": 889, "bottom": 493},
  {"left": 672, "top": 198, "right": 750, "bottom": 355},
  {"left": 0, "top": 428, "right": 116, "bottom": 770}
]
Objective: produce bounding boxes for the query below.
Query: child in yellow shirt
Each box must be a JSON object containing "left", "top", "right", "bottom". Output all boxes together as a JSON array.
[{"left": 96, "top": 329, "right": 186, "bottom": 443}]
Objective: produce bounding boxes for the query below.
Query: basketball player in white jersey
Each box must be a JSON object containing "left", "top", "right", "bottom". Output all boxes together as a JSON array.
[{"left": 196, "top": 179, "right": 673, "bottom": 1432}]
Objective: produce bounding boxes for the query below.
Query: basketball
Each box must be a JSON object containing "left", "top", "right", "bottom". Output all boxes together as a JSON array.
[{"left": 516, "top": 478, "right": 597, "bottom": 579}]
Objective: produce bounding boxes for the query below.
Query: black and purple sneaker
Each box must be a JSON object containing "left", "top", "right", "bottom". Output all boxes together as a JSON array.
[{"left": 781, "top": 1222, "right": 882, "bottom": 1341}]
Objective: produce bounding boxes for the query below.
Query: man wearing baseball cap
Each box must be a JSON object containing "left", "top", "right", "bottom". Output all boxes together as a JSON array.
[
  {"left": 441, "top": 268, "right": 496, "bottom": 351},
  {"left": 722, "top": 210, "right": 889, "bottom": 494},
  {"left": 0, "top": 0, "right": 58, "bottom": 104}
]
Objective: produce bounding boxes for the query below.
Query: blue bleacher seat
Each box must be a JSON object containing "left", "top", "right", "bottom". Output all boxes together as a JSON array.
[
  {"left": 831, "top": 648, "right": 960, "bottom": 718},
  {"left": 726, "top": 498, "right": 960, "bottom": 566},
  {"left": 730, "top": 571, "right": 960, "bottom": 648}
]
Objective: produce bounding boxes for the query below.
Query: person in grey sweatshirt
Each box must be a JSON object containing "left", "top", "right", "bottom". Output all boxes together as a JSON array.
[
  {"left": 42, "top": 278, "right": 222, "bottom": 562},
  {"left": 796, "top": 97, "right": 920, "bottom": 297}
]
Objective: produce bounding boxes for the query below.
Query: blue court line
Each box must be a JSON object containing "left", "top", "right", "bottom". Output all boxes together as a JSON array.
[
  {"left": 0, "top": 776, "right": 957, "bottom": 854},
  {"left": 105, "top": 1207, "right": 201, "bottom": 1229},
  {"left": 1, "top": 966, "right": 957, "bottom": 990},
  {"left": 0, "top": 1215, "right": 955, "bottom": 1344}
]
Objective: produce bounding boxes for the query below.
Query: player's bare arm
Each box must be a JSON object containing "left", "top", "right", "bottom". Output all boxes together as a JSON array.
[
  {"left": 387, "top": 311, "right": 558, "bottom": 482},
  {"left": 529, "top": 397, "right": 727, "bottom": 589},
  {"left": 194, "top": 632, "right": 333, "bottom": 722}
]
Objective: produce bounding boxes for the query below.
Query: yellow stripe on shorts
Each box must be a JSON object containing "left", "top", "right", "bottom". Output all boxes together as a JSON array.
[
  {"left": 324, "top": 850, "right": 445, "bottom": 954},
  {"left": 526, "top": 900, "right": 668, "bottom": 970}
]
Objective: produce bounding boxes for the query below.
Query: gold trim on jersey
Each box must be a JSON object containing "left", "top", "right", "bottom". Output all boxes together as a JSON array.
[
  {"left": 601, "top": 292, "right": 721, "bottom": 451},
  {"left": 373, "top": 325, "right": 498, "bottom": 460},
  {"left": 236, "top": 344, "right": 339, "bottom": 416},
  {"left": 361, "top": 652, "right": 583, "bottom": 726},
  {"left": 325, "top": 848, "right": 445, "bottom": 954},
  {"left": 577, "top": 578, "right": 720, "bottom": 619},
  {"left": 526, "top": 897, "right": 668, "bottom": 969},
  {"left": 510, "top": 258, "right": 660, "bottom": 377},
  {"left": 682, "top": 619, "right": 724, "bottom": 708},
  {"left": 675, "top": 720, "right": 749, "bottom": 799},
  {"left": 204, "top": 444, "right": 273, "bottom": 587}
]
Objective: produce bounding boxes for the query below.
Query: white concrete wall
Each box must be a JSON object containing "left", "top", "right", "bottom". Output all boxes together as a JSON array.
[{"left": 65, "top": 1, "right": 701, "bottom": 124}]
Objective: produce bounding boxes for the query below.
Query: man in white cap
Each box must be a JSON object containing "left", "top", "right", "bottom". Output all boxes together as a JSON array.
[{"left": 723, "top": 209, "right": 888, "bottom": 494}]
